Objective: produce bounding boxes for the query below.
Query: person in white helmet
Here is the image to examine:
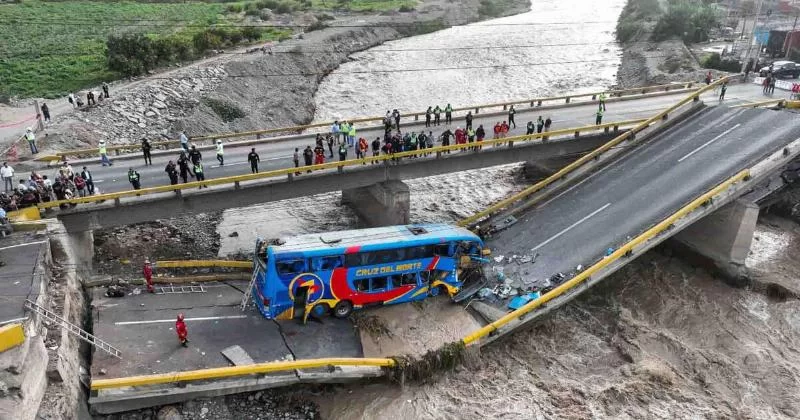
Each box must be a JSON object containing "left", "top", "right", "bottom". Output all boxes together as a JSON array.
[
  {"left": 24, "top": 128, "right": 37, "bottom": 154},
  {"left": 215, "top": 140, "right": 224, "bottom": 166},
  {"left": 99, "top": 140, "right": 112, "bottom": 166}
]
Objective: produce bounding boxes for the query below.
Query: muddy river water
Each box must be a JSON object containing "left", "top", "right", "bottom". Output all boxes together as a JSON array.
[{"left": 216, "top": 1, "right": 800, "bottom": 418}]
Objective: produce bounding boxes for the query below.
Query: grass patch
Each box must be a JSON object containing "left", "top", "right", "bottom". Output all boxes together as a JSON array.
[{"left": 0, "top": 0, "right": 412, "bottom": 98}]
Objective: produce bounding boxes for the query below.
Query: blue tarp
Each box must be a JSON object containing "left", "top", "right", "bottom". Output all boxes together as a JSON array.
[{"left": 755, "top": 28, "right": 770, "bottom": 45}]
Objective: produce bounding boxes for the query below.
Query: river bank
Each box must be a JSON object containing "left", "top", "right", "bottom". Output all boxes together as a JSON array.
[{"left": 10, "top": 0, "right": 531, "bottom": 161}]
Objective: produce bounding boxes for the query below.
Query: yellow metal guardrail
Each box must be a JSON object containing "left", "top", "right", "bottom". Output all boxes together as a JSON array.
[
  {"left": 731, "top": 99, "right": 788, "bottom": 109},
  {"left": 46, "top": 82, "right": 695, "bottom": 159},
  {"left": 39, "top": 118, "right": 646, "bottom": 210},
  {"left": 0, "top": 323, "right": 25, "bottom": 353},
  {"left": 90, "top": 357, "right": 395, "bottom": 390},
  {"left": 456, "top": 76, "right": 733, "bottom": 228},
  {"left": 155, "top": 260, "right": 252, "bottom": 269},
  {"left": 461, "top": 168, "right": 750, "bottom": 345}
]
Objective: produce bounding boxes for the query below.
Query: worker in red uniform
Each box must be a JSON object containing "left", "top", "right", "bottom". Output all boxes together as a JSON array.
[
  {"left": 313, "top": 144, "right": 325, "bottom": 165},
  {"left": 143, "top": 259, "right": 154, "bottom": 293},
  {"left": 493, "top": 122, "right": 502, "bottom": 140},
  {"left": 175, "top": 313, "right": 188, "bottom": 347}
]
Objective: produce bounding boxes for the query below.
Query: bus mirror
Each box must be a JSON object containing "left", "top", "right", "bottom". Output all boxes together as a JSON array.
[{"left": 481, "top": 249, "right": 492, "bottom": 256}]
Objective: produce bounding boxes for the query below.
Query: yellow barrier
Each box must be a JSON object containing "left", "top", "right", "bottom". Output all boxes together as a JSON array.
[
  {"left": 7, "top": 206, "right": 41, "bottom": 222},
  {"left": 39, "top": 118, "right": 646, "bottom": 210},
  {"left": 90, "top": 357, "right": 395, "bottom": 390},
  {"left": 0, "top": 323, "right": 25, "bottom": 353},
  {"left": 457, "top": 76, "right": 733, "bottom": 228},
  {"left": 461, "top": 169, "right": 750, "bottom": 345},
  {"left": 156, "top": 260, "right": 252, "bottom": 269},
  {"left": 731, "top": 99, "right": 787, "bottom": 108},
  {"left": 47, "top": 82, "right": 694, "bottom": 159}
]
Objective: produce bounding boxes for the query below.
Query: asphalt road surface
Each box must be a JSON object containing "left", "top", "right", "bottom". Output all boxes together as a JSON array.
[
  {"left": 48, "top": 83, "right": 768, "bottom": 194},
  {"left": 488, "top": 106, "right": 800, "bottom": 290}
]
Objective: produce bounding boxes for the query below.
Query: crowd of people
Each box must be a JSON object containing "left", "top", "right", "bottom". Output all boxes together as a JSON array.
[{"left": 0, "top": 160, "right": 96, "bottom": 212}]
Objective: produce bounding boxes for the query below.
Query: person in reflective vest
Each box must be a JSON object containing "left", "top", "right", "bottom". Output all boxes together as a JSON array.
[
  {"left": 215, "top": 140, "right": 224, "bottom": 166},
  {"left": 598, "top": 92, "right": 607, "bottom": 111},
  {"left": 128, "top": 168, "right": 141, "bottom": 189},
  {"left": 433, "top": 105, "right": 442, "bottom": 126},
  {"left": 193, "top": 162, "right": 206, "bottom": 188},
  {"left": 595, "top": 108, "right": 603, "bottom": 125},
  {"left": 25, "top": 128, "right": 38, "bottom": 154},
  {"left": 99, "top": 140, "right": 112, "bottom": 166},
  {"left": 338, "top": 143, "right": 347, "bottom": 161},
  {"left": 445, "top": 104, "right": 453, "bottom": 124}
]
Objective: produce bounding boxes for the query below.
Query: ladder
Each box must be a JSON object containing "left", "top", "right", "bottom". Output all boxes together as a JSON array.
[
  {"left": 240, "top": 269, "right": 258, "bottom": 311},
  {"left": 24, "top": 299, "right": 122, "bottom": 359},
  {"left": 156, "top": 284, "right": 206, "bottom": 294}
]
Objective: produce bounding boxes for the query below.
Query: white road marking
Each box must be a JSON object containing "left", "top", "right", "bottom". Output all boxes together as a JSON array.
[
  {"left": 93, "top": 180, "right": 105, "bottom": 183},
  {"left": 0, "top": 241, "right": 47, "bottom": 252},
  {"left": 677, "top": 123, "right": 741, "bottom": 163},
  {"left": 537, "top": 164, "right": 615, "bottom": 209},
  {"left": 531, "top": 203, "right": 611, "bottom": 251},
  {"left": 115, "top": 315, "right": 248, "bottom": 325}
]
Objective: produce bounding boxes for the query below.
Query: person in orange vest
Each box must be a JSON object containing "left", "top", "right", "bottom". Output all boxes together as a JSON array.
[
  {"left": 143, "top": 259, "right": 154, "bottom": 293},
  {"left": 175, "top": 313, "right": 188, "bottom": 347},
  {"left": 357, "top": 137, "right": 368, "bottom": 162}
]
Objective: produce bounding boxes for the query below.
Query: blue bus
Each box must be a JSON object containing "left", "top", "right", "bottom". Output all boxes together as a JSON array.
[{"left": 250, "top": 224, "right": 488, "bottom": 322}]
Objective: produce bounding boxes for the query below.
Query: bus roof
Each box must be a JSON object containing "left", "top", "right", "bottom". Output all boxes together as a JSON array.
[{"left": 270, "top": 224, "right": 480, "bottom": 256}]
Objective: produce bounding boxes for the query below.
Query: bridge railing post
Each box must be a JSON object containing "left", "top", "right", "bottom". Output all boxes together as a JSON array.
[
  {"left": 537, "top": 100, "right": 542, "bottom": 107},
  {"left": 234, "top": 181, "right": 241, "bottom": 190},
  {"left": 565, "top": 97, "right": 570, "bottom": 104}
]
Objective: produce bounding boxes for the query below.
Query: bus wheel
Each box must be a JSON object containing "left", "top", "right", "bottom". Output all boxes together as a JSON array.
[
  {"left": 429, "top": 285, "right": 442, "bottom": 297},
  {"left": 333, "top": 301, "right": 353, "bottom": 318},
  {"left": 310, "top": 303, "right": 329, "bottom": 319}
]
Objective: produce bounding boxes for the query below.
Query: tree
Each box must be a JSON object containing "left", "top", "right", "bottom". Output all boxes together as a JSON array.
[{"left": 106, "top": 33, "right": 156, "bottom": 77}]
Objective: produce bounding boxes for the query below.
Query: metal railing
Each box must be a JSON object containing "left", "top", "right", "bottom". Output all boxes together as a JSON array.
[
  {"left": 38, "top": 118, "right": 647, "bottom": 210},
  {"left": 46, "top": 82, "right": 695, "bottom": 159}
]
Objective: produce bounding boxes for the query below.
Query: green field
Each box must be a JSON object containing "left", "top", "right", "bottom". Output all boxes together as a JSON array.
[{"left": 0, "top": 0, "right": 416, "bottom": 99}]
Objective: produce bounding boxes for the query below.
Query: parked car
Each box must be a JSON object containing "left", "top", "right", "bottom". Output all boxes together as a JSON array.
[{"left": 760, "top": 60, "right": 800, "bottom": 78}]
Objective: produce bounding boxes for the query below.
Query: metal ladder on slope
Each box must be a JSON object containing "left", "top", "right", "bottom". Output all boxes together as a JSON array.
[
  {"left": 24, "top": 299, "right": 122, "bottom": 359},
  {"left": 240, "top": 269, "right": 258, "bottom": 311},
  {"left": 156, "top": 284, "right": 206, "bottom": 294}
]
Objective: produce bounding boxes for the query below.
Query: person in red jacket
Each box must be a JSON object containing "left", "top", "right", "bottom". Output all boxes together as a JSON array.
[
  {"left": 143, "top": 259, "right": 154, "bottom": 293},
  {"left": 493, "top": 122, "right": 502, "bottom": 140},
  {"left": 454, "top": 127, "right": 466, "bottom": 145},
  {"left": 357, "top": 137, "right": 369, "bottom": 163},
  {"left": 175, "top": 313, "right": 188, "bottom": 347},
  {"left": 500, "top": 121, "right": 510, "bottom": 138},
  {"left": 314, "top": 144, "right": 325, "bottom": 165}
]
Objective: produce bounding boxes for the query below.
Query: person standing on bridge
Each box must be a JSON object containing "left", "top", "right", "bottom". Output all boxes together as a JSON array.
[
  {"left": 177, "top": 152, "right": 193, "bottom": 183},
  {"left": 175, "top": 313, "right": 188, "bottom": 347},
  {"left": 215, "top": 140, "right": 224, "bottom": 166},
  {"left": 384, "top": 111, "right": 392, "bottom": 132},
  {"left": 293, "top": 148, "right": 301, "bottom": 175},
  {"left": 99, "top": 140, "right": 112, "bottom": 166},
  {"left": 338, "top": 142, "right": 347, "bottom": 162},
  {"left": 719, "top": 81, "right": 728, "bottom": 101},
  {"left": 508, "top": 105, "right": 516, "bottom": 129},
  {"left": 598, "top": 92, "right": 607, "bottom": 111},
  {"left": 141, "top": 138, "right": 152, "bottom": 166},
  {"left": 371, "top": 137, "right": 381, "bottom": 162},
  {"left": 433, "top": 105, "right": 442, "bottom": 126},
  {"left": 143, "top": 259, "right": 154, "bottom": 293},
  {"left": 493, "top": 122, "right": 501, "bottom": 140},
  {"left": 165, "top": 160, "right": 179, "bottom": 185},
  {"left": 425, "top": 107, "right": 432, "bottom": 127},
  {"left": 315, "top": 143, "right": 326, "bottom": 166},
  {"left": 327, "top": 134, "right": 335, "bottom": 158},
  {"left": 193, "top": 162, "right": 206, "bottom": 188},
  {"left": 595, "top": 108, "right": 604, "bottom": 125},
  {"left": 392, "top": 109, "right": 401, "bottom": 131},
  {"left": 303, "top": 146, "right": 313, "bottom": 173},
  {"left": 1, "top": 163, "right": 14, "bottom": 193},
  {"left": 248, "top": 148, "right": 260, "bottom": 174},
  {"left": 536, "top": 116, "right": 544, "bottom": 133},
  {"left": 81, "top": 167, "right": 94, "bottom": 195},
  {"left": 189, "top": 145, "right": 202, "bottom": 166},
  {"left": 357, "top": 137, "right": 368, "bottom": 163},
  {"left": 544, "top": 117, "right": 552, "bottom": 132},
  {"left": 347, "top": 123, "right": 357, "bottom": 148},
  {"left": 441, "top": 128, "right": 452, "bottom": 152},
  {"left": 526, "top": 120, "right": 535, "bottom": 135},
  {"left": 128, "top": 168, "right": 141, "bottom": 190},
  {"left": 466, "top": 111, "right": 474, "bottom": 130},
  {"left": 331, "top": 121, "right": 341, "bottom": 144},
  {"left": 179, "top": 131, "right": 189, "bottom": 153},
  {"left": 445, "top": 104, "right": 453, "bottom": 124}
]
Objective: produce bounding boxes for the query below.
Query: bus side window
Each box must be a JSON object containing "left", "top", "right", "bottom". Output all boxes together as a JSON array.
[
  {"left": 370, "top": 277, "right": 388, "bottom": 292},
  {"left": 354, "top": 278, "right": 368, "bottom": 292},
  {"left": 390, "top": 276, "right": 402, "bottom": 289},
  {"left": 276, "top": 259, "right": 305, "bottom": 278},
  {"left": 401, "top": 273, "right": 418, "bottom": 286},
  {"left": 314, "top": 256, "right": 343, "bottom": 271},
  {"left": 434, "top": 244, "right": 451, "bottom": 256}
]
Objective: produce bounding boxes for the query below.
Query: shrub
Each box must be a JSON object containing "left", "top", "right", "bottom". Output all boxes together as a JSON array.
[
  {"left": 398, "top": 5, "right": 414, "bottom": 12},
  {"left": 241, "top": 26, "right": 263, "bottom": 41},
  {"left": 652, "top": 1, "right": 719, "bottom": 43},
  {"left": 106, "top": 33, "right": 156, "bottom": 77},
  {"left": 226, "top": 3, "right": 243, "bottom": 13},
  {"left": 702, "top": 53, "right": 741, "bottom": 72},
  {"left": 306, "top": 21, "right": 328, "bottom": 32},
  {"left": 616, "top": 19, "right": 643, "bottom": 43},
  {"left": 273, "top": 1, "right": 293, "bottom": 14},
  {"left": 202, "top": 98, "right": 246, "bottom": 122}
]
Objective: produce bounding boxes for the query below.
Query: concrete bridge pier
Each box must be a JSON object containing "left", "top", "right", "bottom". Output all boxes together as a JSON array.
[
  {"left": 341, "top": 180, "right": 410, "bottom": 227},
  {"left": 673, "top": 199, "right": 759, "bottom": 281}
]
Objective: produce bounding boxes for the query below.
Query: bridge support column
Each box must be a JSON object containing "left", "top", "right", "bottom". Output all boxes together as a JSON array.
[
  {"left": 341, "top": 180, "right": 409, "bottom": 227},
  {"left": 672, "top": 199, "right": 758, "bottom": 280}
]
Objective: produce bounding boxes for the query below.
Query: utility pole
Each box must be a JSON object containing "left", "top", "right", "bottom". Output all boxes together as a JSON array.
[{"left": 741, "top": 0, "right": 765, "bottom": 73}]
